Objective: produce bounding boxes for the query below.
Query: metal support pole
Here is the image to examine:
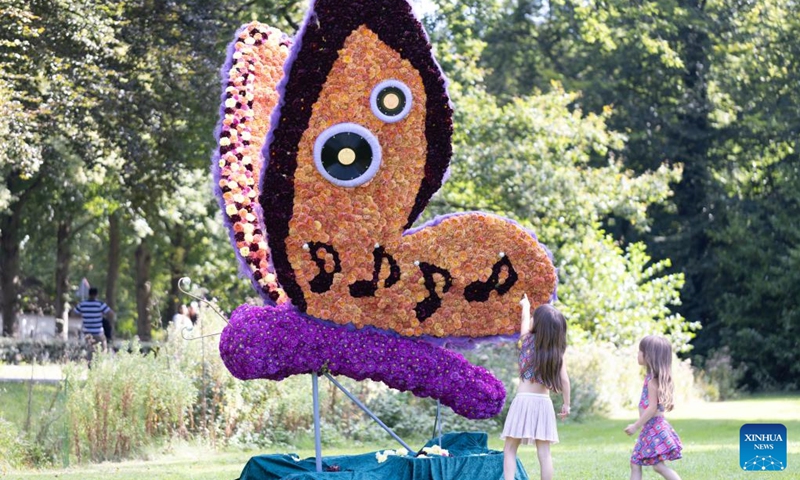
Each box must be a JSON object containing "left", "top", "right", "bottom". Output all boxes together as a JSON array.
[
  {"left": 432, "top": 399, "right": 443, "bottom": 446},
  {"left": 324, "top": 373, "right": 413, "bottom": 453},
  {"left": 201, "top": 315, "right": 208, "bottom": 433},
  {"left": 312, "top": 372, "right": 322, "bottom": 472}
]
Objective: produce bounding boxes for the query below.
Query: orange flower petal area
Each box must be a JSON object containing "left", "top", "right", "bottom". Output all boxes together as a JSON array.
[
  {"left": 285, "top": 26, "right": 557, "bottom": 337},
  {"left": 216, "top": 22, "right": 290, "bottom": 304}
]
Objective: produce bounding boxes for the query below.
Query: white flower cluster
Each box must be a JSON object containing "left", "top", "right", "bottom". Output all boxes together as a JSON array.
[{"left": 375, "top": 447, "right": 410, "bottom": 463}]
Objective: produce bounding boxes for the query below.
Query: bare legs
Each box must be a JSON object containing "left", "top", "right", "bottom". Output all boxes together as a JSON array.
[
  {"left": 631, "top": 462, "right": 681, "bottom": 480},
  {"left": 503, "top": 438, "right": 553, "bottom": 480},
  {"left": 653, "top": 462, "right": 682, "bottom": 480},
  {"left": 536, "top": 440, "right": 553, "bottom": 480},
  {"left": 503, "top": 438, "right": 521, "bottom": 480}
]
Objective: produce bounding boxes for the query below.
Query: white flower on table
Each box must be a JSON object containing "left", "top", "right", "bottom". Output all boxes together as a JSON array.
[{"left": 376, "top": 447, "right": 412, "bottom": 463}]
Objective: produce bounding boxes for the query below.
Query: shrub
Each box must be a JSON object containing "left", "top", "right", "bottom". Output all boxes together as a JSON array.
[
  {"left": 694, "top": 347, "right": 745, "bottom": 401},
  {"left": 0, "top": 417, "right": 60, "bottom": 471},
  {"left": 565, "top": 341, "right": 697, "bottom": 416},
  {"left": 0, "top": 338, "right": 84, "bottom": 364},
  {"left": 459, "top": 339, "right": 698, "bottom": 423},
  {"left": 0, "top": 379, "right": 68, "bottom": 469},
  {"left": 64, "top": 339, "right": 195, "bottom": 462},
  {"left": 162, "top": 310, "right": 323, "bottom": 448}
]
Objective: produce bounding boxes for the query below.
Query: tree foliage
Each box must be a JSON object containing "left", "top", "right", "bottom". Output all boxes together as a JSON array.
[
  {"left": 1, "top": 0, "right": 120, "bottom": 334},
  {"left": 0, "top": 0, "right": 302, "bottom": 336},
  {"left": 428, "top": 84, "right": 693, "bottom": 349},
  {"left": 429, "top": 0, "right": 800, "bottom": 387},
  {"left": 424, "top": 1, "right": 694, "bottom": 349},
  {"left": 703, "top": 0, "right": 800, "bottom": 388}
]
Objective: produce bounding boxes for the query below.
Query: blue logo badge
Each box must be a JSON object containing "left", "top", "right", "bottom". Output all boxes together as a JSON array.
[{"left": 740, "top": 423, "right": 787, "bottom": 471}]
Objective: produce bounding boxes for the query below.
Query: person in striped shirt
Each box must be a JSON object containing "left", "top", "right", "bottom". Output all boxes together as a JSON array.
[{"left": 74, "top": 287, "right": 115, "bottom": 365}]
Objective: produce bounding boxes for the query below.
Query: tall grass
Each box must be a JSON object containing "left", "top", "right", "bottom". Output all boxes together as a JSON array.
[{"left": 64, "top": 339, "right": 195, "bottom": 462}]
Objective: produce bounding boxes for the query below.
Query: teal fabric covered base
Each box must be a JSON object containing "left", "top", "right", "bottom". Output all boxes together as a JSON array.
[{"left": 237, "top": 432, "right": 528, "bottom": 480}]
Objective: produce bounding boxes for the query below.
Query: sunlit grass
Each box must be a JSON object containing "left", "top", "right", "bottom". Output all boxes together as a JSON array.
[{"left": 502, "top": 394, "right": 800, "bottom": 479}]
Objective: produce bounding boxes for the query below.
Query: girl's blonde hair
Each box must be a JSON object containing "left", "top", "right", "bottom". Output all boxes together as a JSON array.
[
  {"left": 639, "top": 335, "right": 675, "bottom": 411},
  {"left": 523, "top": 304, "right": 567, "bottom": 392}
]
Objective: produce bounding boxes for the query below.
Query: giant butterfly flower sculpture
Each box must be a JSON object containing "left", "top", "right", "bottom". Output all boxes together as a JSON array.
[{"left": 214, "top": 0, "right": 557, "bottom": 420}]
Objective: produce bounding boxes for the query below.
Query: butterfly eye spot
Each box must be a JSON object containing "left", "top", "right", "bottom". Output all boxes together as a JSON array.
[
  {"left": 370, "top": 79, "right": 412, "bottom": 123},
  {"left": 313, "top": 122, "right": 383, "bottom": 187}
]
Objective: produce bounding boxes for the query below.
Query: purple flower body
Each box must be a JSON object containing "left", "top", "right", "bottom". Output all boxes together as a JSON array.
[{"left": 220, "top": 304, "right": 506, "bottom": 419}]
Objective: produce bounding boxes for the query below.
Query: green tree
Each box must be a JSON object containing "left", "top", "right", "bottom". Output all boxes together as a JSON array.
[
  {"left": 428, "top": 85, "right": 694, "bottom": 347},
  {"left": 702, "top": 0, "right": 800, "bottom": 388},
  {"left": 1, "top": 0, "right": 119, "bottom": 336},
  {"left": 423, "top": 1, "right": 695, "bottom": 347},
  {"left": 461, "top": 0, "right": 800, "bottom": 386}
]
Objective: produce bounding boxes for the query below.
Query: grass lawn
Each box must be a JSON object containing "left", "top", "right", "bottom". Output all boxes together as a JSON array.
[
  {"left": 529, "top": 394, "right": 800, "bottom": 479},
  {"left": 3, "top": 394, "right": 798, "bottom": 479}
]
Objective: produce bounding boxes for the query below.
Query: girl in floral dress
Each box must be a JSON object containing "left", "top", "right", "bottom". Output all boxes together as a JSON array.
[
  {"left": 624, "top": 335, "right": 683, "bottom": 480},
  {"left": 501, "top": 295, "right": 570, "bottom": 480}
]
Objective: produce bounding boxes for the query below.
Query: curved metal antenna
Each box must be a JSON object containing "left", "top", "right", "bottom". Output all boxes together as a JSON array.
[
  {"left": 177, "top": 276, "right": 229, "bottom": 325},
  {"left": 180, "top": 325, "right": 222, "bottom": 341}
]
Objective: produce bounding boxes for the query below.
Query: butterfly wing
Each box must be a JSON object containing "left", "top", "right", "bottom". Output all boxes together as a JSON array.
[
  {"left": 262, "top": 0, "right": 557, "bottom": 339},
  {"left": 213, "top": 22, "right": 292, "bottom": 304}
]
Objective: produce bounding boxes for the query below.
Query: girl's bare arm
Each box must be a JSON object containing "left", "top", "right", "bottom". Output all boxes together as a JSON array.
[
  {"left": 625, "top": 378, "right": 659, "bottom": 434},
  {"left": 519, "top": 294, "right": 532, "bottom": 336},
  {"left": 558, "top": 360, "right": 571, "bottom": 417}
]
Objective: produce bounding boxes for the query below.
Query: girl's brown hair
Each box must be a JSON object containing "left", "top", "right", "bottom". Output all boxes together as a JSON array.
[
  {"left": 639, "top": 335, "right": 675, "bottom": 411},
  {"left": 522, "top": 304, "right": 567, "bottom": 392}
]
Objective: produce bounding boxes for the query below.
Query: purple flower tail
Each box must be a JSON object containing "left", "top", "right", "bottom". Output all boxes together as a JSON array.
[{"left": 219, "top": 304, "right": 506, "bottom": 419}]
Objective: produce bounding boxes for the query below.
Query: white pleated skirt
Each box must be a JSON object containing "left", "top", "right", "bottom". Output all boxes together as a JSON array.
[{"left": 500, "top": 393, "right": 559, "bottom": 444}]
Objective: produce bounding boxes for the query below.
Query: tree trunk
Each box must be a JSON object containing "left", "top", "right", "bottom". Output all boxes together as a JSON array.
[
  {"left": 54, "top": 219, "right": 72, "bottom": 334},
  {"left": 105, "top": 210, "right": 121, "bottom": 313},
  {"left": 1, "top": 174, "right": 42, "bottom": 337},
  {"left": 135, "top": 240, "right": 152, "bottom": 342},
  {"left": 0, "top": 205, "right": 22, "bottom": 337},
  {"left": 165, "top": 227, "right": 186, "bottom": 327}
]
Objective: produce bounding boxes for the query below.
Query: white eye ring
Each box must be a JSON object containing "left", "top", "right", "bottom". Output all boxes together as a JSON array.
[
  {"left": 370, "top": 80, "right": 412, "bottom": 123},
  {"left": 313, "top": 122, "right": 382, "bottom": 188}
]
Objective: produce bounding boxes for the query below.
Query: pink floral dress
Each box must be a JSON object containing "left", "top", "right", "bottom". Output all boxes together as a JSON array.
[{"left": 631, "top": 374, "right": 683, "bottom": 466}]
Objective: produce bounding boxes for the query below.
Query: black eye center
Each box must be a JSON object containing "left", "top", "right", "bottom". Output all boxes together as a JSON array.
[
  {"left": 376, "top": 86, "right": 406, "bottom": 116},
  {"left": 320, "top": 132, "right": 374, "bottom": 181}
]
